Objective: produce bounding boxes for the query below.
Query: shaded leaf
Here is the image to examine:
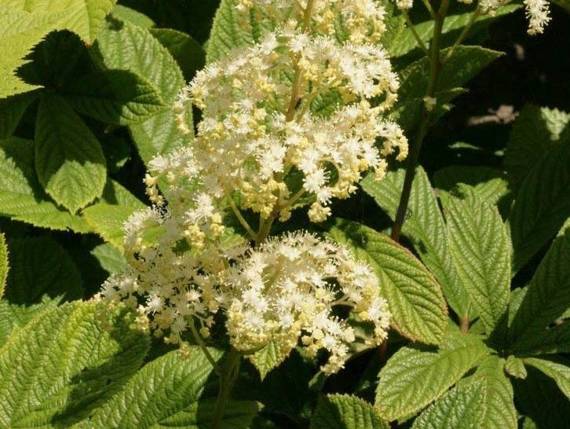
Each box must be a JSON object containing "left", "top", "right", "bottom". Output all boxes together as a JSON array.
[
  {"left": 311, "top": 394, "right": 388, "bottom": 429},
  {"left": 524, "top": 358, "right": 570, "bottom": 399}
]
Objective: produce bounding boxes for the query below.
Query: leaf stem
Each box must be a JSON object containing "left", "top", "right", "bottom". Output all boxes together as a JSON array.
[
  {"left": 189, "top": 319, "right": 221, "bottom": 376},
  {"left": 403, "top": 12, "right": 430, "bottom": 55},
  {"left": 391, "top": 0, "right": 449, "bottom": 242},
  {"left": 443, "top": 8, "right": 481, "bottom": 64},
  {"left": 228, "top": 197, "right": 257, "bottom": 241},
  {"left": 211, "top": 349, "right": 242, "bottom": 429}
]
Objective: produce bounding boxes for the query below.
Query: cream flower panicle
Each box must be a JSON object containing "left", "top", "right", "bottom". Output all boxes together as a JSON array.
[
  {"left": 224, "top": 231, "right": 390, "bottom": 374},
  {"left": 173, "top": 0, "right": 407, "bottom": 224}
]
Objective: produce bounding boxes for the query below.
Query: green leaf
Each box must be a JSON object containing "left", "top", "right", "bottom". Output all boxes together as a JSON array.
[
  {"left": 311, "top": 394, "right": 389, "bottom": 429},
  {"left": 361, "top": 168, "right": 469, "bottom": 318},
  {"left": 330, "top": 219, "right": 447, "bottom": 345},
  {"left": 4, "top": 236, "right": 82, "bottom": 305},
  {"left": 505, "top": 355, "right": 527, "bottom": 380},
  {"left": 411, "top": 381, "right": 485, "bottom": 429},
  {"left": 375, "top": 331, "right": 488, "bottom": 421},
  {"left": 0, "top": 233, "right": 7, "bottom": 299},
  {"left": 0, "top": 8, "right": 66, "bottom": 98},
  {"left": 64, "top": 70, "right": 166, "bottom": 125},
  {"left": 88, "top": 348, "right": 260, "bottom": 428},
  {"left": 434, "top": 166, "right": 510, "bottom": 207},
  {"left": 0, "top": 302, "right": 149, "bottom": 427},
  {"left": 387, "top": 5, "right": 519, "bottom": 58},
  {"left": 445, "top": 195, "right": 511, "bottom": 334},
  {"left": 94, "top": 17, "right": 192, "bottom": 163},
  {"left": 249, "top": 340, "right": 294, "bottom": 381},
  {"left": 35, "top": 94, "right": 107, "bottom": 213},
  {"left": 505, "top": 104, "right": 570, "bottom": 189},
  {"left": 0, "top": 300, "right": 57, "bottom": 348},
  {"left": 83, "top": 182, "right": 146, "bottom": 249},
  {"left": 508, "top": 140, "right": 570, "bottom": 272},
  {"left": 91, "top": 243, "right": 127, "bottom": 274},
  {"left": 206, "top": 0, "right": 257, "bottom": 63},
  {"left": 0, "top": 92, "right": 37, "bottom": 138},
  {"left": 0, "top": 137, "right": 92, "bottom": 232},
  {"left": 396, "top": 46, "right": 502, "bottom": 131},
  {"left": 151, "top": 28, "right": 205, "bottom": 81},
  {"left": 5, "top": 0, "right": 118, "bottom": 42},
  {"left": 464, "top": 356, "right": 517, "bottom": 429},
  {"left": 510, "top": 228, "right": 570, "bottom": 348},
  {"left": 524, "top": 358, "right": 570, "bottom": 399},
  {"left": 112, "top": 4, "right": 155, "bottom": 28}
]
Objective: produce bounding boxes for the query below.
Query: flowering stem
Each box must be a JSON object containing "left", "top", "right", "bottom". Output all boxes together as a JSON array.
[
  {"left": 403, "top": 11, "right": 429, "bottom": 55},
  {"left": 189, "top": 319, "right": 221, "bottom": 376},
  {"left": 228, "top": 197, "right": 257, "bottom": 241},
  {"left": 391, "top": 0, "right": 449, "bottom": 242},
  {"left": 443, "top": 8, "right": 481, "bottom": 64},
  {"left": 211, "top": 349, "right": 242, "bottom": 429}
]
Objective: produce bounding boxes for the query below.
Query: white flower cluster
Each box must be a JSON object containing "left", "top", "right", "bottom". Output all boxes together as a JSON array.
[
  {"left": 97, "top": 0, "right": 395, "bottom": 374},
  {"left": 175, "top": 1, "right": 407, "bottom": 223},
  {"left": 225, "top": 232, "right": 390, "bottom": 373},
  {"left": 396, "top": 0, "right": 551, "bottom": 36}
]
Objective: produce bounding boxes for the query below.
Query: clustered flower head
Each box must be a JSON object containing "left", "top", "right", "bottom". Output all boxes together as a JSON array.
[
  {"left": 397, "top": 0, "right": 551, "bottom": 36},
  {"left": 225, "top": 232, "right": 390, "bottom": 373},
  {"left": 98, "top": 0, "right": 396, "bottom": 375},
  {"left": 175, "top": 0, "right": 407, "bottom": 223}
]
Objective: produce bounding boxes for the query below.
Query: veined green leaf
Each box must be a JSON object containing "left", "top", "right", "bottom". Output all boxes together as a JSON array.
[
  {"left": 508, "top": 140, "right": 570, "bottom": 273},
  {"left": 0, "top": 8, "right": 66, "bottom": 98},
  {"left": 87, "top": 348, "right": 260, "bottom": 428},
  {"left": 524, "top": 358, "right": 570, "bottom": 399},
  {"left": 505, "top": 104, "right": 570, "bottom": 189},
  {"left": 330, "top": 219, "right": 447, "bottom": 345},
  {"left": 375, "top": 331, "right": 488, "bottom": 421},
  {"left": 250, "top": 340, "right": 293, "bottom": 381},
  {"left": 91, "top": 243, "right": 127, "bottom": 274},
  {"left": 94, "top": 17, "right": 192, "bottom": 163},
  {"left": 505, "top": 355, "right": 527, "bottom": 380},
  {"left": 510, "top": 227, "right": 570, "bottom": 347},
  {"left": 64, "top": 70, "right": 166, "bottom": 125},
  {"left": 0, "top": 300, "right": 57, "bottom": 348},
  {"left": 5, "top": 0, "right": 117, "bottom": 42},
  {"left": 0, "top": 233, "right": 7, "bottom": 299},
  {"left": 311, "top": 394, "right": 389, "bottom": 429},
  {"left": 445, "top": 195, "right": 511, "bottom": 334},
  {"left": 151, "top": 28, "right": 205, "bottom": 81},
  {"left": 464, "top": 356, "right": 517, "bottom": 429},
  {"left": 411, "top": 381, "right": 485, "bottom": 429},
  {"left": 361, "top": 168, "right": 469, "bottom": 318},
  {"left": 35, "top": 94, "right": 107, "bottom": 213},
  {"left": 4, "top": 236, "right": 82, "bottom": 305},
  {"left": 0, "top": 137, "right": 92, "bottom": 233},
  {"left": 434, "top": 166, "right": 510, "bottom": 207},
  {"left": 0, "top": 302, "right": 149, "bottom": 427},
  {"left": 0, "top": 92, "right": 37, "bottom": 138},
  {"left": 112, "top": 4, "right": 155, "bottom": 28}
]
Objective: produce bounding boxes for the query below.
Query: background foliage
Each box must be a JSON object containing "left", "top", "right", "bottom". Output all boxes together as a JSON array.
[{"left": 0, "top": 0, "right": 569, "bottom": 427}]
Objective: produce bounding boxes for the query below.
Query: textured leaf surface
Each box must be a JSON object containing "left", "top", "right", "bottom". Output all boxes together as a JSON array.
[
  {"left": 88, "top": 348, "right": 259, "bottom": 428},
  {"left": 0, "top": 92, "right": 36, "bottom": 138},
  {"left": 330, "top": 219, "right": 447, "bottom": 345},
  {"left": 311, "top": 394, "right": 388, "bottom": 429},
  {"left": 524, "top": 358, "right": 570, "bottom": 399},
  {"left": 389, "top": 6, "right": 518, "bottom": 57},
  {"left": 508, "top": 140, "right": 570, "bottom": 272},
  {"left": 94, "top": 17, "right": 191, "bottom": 163},
  {"left": 445, "top": 195, "right": 511, "bottom": 334},
  {"left": 505, "top": 105, "right": 570, "bottom": 188},
  {"left": 250, "top": 340, "right": 293, "bottom": 381},
  {"left": 411, "top": 382, "right": 485, "bottom": 429},
  {"left": 91, "top": 243, "right": 127, "bottom": 274},
  {"left": 0, "top": 137, "right": 91, "bottom": 232},
  {"left": 434, "top": 166, "right": 510, "bottom": 207},
  {"left": 151, "top": 28, "right": 205, "bottom": 81},
  {"left": 5, "top": 0, "right": 117, "bottom": 42},
  {"left": 465, "top": 356, "right": 517, "bottom": 429},
  {"left": 510, "top": 225, "right": 570, "bottom": 347},
  {"left": 5, "top": 236, "right": 82, "bottom": 305},
  {"left": 64, "top": 70, "right": 165, "bottom": 125},
  {"left": 35, "top": 95, "right": 107, "bottom": 213},
  {"left": 0, "top": 8, "right": 64, "bottom": 98},
  {"left": 362, "top": 168, "right": 468, "bottom": 318},
  {"left": 206, "top": 0, "right": 257, "bottom": 62},
  {"left": 0, "top": 303, "right": 149, "bottom": 427},
  {"left": 505, "top": 355, "right": 527, "bottom": 379},
  {"left": 0, "top": 300, "right": 57, "bottom": 348},
  {"left": 375, "top": 332, "right": 488, "bottom": 421}
]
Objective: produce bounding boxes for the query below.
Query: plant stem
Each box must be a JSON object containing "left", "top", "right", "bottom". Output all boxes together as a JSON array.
[
  {"left": 403, "top": 12, "right": 429, "bottom": 55},
  {"left": 443, "top": 8, "right": 481, "bottom": 64},
  {"left": 228, "top": 197, "right": 257, "bottom": 241},
  {"left": 211, "top": 349, "right": 242, "bottom": 429},
  {"left": 391, "top": 0, "right": 449, "bottom": 242},
  {"left": 189, "top": 319, "right": 221, "bottom": 376}
]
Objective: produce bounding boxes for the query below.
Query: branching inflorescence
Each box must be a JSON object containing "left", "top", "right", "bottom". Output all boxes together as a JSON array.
[{"left": 98, "top": 0, "right": 406, "bottom": 375}]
